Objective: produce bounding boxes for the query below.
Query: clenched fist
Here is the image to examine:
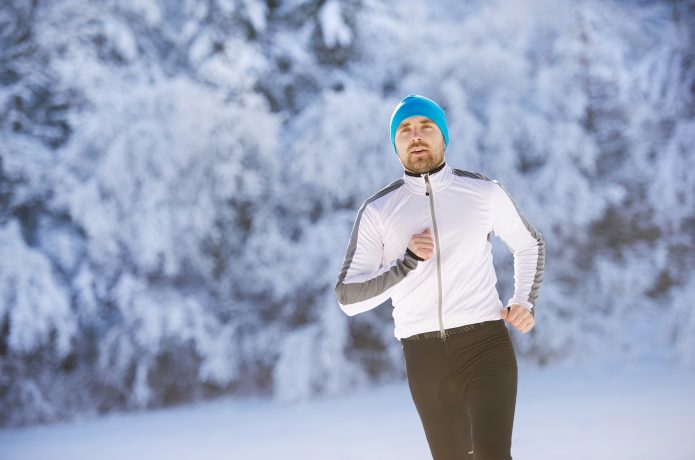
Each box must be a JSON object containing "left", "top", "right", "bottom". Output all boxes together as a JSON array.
[
  {"left": 408, "top": 228, "right": 434, "bottom": 261},
  {"left": 501, "top": 304, "right": 535, "bottom": 333}
]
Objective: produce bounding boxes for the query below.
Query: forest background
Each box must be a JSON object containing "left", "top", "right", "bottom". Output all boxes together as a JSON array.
[{"left": 1, "top": 0, "right": 693, "bottom": 427}]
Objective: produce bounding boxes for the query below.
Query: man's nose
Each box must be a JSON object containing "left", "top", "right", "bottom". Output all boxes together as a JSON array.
[{"left": 410, "top": 127, "right": 423, "bottom": 140}]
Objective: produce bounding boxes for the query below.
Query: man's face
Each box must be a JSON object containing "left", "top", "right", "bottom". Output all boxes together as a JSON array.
[{"left": 394, "top": 115, "right": 446, "bottom": 174}]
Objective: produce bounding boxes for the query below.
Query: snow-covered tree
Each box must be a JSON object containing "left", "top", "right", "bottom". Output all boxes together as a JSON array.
[{"left": 1, "top": 0, "right": 693, "bottom": 427}]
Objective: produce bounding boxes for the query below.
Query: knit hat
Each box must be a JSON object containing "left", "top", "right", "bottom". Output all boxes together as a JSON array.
[{"left": 389, "top": 94, "right": 449, "bottom": 154}]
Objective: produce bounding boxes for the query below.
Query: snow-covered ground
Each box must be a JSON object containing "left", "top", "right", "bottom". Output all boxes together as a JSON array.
[{"left": 1, "top": 360, "right": 694, "bottom": 460}]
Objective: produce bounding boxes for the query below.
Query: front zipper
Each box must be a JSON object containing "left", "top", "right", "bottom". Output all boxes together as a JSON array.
[{"left": 424, "top": 173, "right": 447, "bottom": 341}]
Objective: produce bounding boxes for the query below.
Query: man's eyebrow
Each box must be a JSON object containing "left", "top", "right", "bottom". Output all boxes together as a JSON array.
[{"left": 398, "top": 119, "right": 433, "bottom": 129}]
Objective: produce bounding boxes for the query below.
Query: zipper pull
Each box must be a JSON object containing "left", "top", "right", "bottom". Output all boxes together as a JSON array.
[{"left": 424, "top": 173, "right": 431, "bottom": 196}]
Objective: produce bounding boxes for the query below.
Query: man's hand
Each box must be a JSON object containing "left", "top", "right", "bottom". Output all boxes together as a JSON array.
[
  {"left": 408, "top": 228, "right": 434, "bottom": 260},
  {"left": 501, "top": 304, "right": 535, "bottom": 333}
]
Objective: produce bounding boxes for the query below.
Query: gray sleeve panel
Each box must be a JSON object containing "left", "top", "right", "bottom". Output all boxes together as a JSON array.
[
  {"left": 335, "top": 179, "right": 416, "bottom": 305},
  {"left": 493, "top": 182, "right": 545, "bottom": 314},
  {"left": 336, "top": 250, "right": 420, "bottom": 305},
  {"left": 453, "top": 168, "right": 545, "bottom": 313},
  {"left": 524, "top": 221, "right": 545, "bottom": 311}
]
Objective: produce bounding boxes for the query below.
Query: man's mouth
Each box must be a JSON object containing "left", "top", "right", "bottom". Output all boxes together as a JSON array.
[{"left": 411, "top": 147, "right": 428, "bottom": 156}]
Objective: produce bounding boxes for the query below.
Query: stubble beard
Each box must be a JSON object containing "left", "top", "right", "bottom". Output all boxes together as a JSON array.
[{"left": 405, "top": 150, "right": 444, "bottom": 174}]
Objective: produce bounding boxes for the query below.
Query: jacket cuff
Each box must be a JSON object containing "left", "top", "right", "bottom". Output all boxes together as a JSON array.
[
  {"left": 405, "top": 247, "right": 425, "bottom": 262},
  {"left": 507, "top": 299, "right": 535, "bottom": 317}
]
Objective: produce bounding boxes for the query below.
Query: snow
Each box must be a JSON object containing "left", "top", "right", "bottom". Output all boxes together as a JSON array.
[
  {"left": 2, "top": 0, "right": 694, "bottom": 429},
  {"left": 0, "top": 361, "right": 693, "bottom": 460},
  {"left": 243, "top": 0, "right": 268, "bottom": 33},
  {"left": 319, "top": 0, "right": 353, "bottom": 48},
  {"left": 0, "top": 221, "right": 75, "bottom": 357}
]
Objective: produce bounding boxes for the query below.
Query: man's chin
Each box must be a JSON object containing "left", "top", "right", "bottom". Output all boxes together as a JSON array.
[{"left": 407, "top": 159, "right": 434, "bottom": 174}]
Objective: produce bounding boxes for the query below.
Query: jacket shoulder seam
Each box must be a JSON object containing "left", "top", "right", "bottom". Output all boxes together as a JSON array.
[
  {"left": 452, "top": 168, "right": 493, "bottom": 182},
  {"left": 362, "top": 178, "right": 405, "bottom": 209}
]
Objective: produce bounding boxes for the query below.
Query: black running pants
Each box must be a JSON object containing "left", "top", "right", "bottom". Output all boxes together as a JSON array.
[{"left": 401, "top": 319, "right": 517, "bottom": 460}]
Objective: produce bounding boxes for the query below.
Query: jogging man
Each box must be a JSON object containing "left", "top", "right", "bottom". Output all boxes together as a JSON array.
[{"left": 335, "top": 95, "right": 545, "bottom": 460}]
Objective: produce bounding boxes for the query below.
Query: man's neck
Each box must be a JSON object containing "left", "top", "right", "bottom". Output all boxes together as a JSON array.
[{"left": 404, "top": 161, "right": 446, "bottom": 177}]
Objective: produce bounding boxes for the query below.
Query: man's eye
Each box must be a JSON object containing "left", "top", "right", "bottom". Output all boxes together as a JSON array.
[
  {"left": 423, "top": 124, "right": 433, "bottom": 129},
  {"left": 400, "top": 128, "right": 411, "bottom": 133}
]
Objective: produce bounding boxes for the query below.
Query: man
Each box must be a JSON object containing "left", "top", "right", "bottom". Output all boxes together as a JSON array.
[{"left": 334, "top": 94, "right": 545, "bottom": 460}]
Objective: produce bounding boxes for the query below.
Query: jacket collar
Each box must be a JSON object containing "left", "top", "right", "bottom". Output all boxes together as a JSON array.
[{"left": 402, "top": 161, "right": 453, "bottom": 195}]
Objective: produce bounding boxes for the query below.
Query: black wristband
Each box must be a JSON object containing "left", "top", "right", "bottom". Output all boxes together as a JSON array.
[{"left": 405, "top": 247, "right": 425, "bottom": 262}]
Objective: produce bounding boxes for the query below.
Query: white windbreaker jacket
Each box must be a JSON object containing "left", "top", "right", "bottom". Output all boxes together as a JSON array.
[{"left": 335, "top": 162, "right": 545, "bottom": 340}]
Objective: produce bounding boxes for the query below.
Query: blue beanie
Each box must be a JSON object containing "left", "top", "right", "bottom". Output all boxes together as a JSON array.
[{"left": 389, "top": 94, "right": 449, "bottom": 154}]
